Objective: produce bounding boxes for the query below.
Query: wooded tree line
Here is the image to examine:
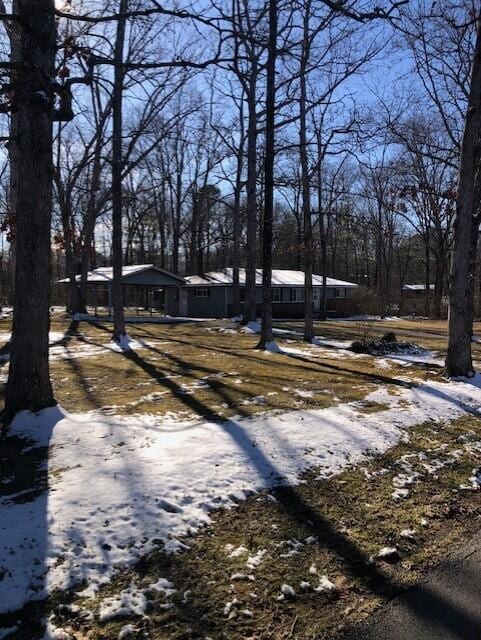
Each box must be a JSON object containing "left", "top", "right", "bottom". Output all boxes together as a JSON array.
[{"left": 0, "top": 0, "right": 479, "bottom": 419}]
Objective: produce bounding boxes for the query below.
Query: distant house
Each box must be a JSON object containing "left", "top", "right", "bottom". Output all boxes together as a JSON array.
[
  {"left": 403, "top": 283, "right": 447, "bottom": 315},
  {"left": 167, "top": 268, "right": 359, "bottom": 318}
]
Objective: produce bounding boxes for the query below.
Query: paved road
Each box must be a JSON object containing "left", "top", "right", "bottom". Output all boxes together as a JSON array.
[{"left": 340, "top": 534, "right": 481, "bottom": 640}]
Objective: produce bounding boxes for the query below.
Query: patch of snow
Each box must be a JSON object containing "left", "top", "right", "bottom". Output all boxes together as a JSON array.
[
  {"left": 246, "top": 549, "right": 267, "bottom": 569},
  {"left": 42, "top": 621, "right": 71, "bottom": 640},
  {"left": 312, "top": 336, "right": 352, "bottom": 349},
  {"left": 223, "top": 597, "right": 240, "bottom": 617},
  {"left": 375, "top": 546, "right": 400, "bottom": 563},
  {"left": 280, "top": 584, "right": 295, "bottom": 597},
  {"left": 98, "top": 584, "right": 148, "bottom": 622},
  {"left": 294, "top": 389, "right": 314, "bottom": 398},
  {"left": 469, "top": 468, "right": 481, "bottom": 489},
  {"left": 242, "top": 395, "right": 267, "bottom": 406},
  {"left": 315, "top": 575, "right": 336, "bottom": 592},
  {"left": 392, "top": 488, "right": 410, "bottom": 500},
  {"left": 264, "top": 340, "right": 282, "bottom": 354},
  {"left": 241, "top": 321, "right": 260, "bottom": 334},
  {"left": 225, "top": 543, "right": 248, "bottom": 558},
  {"left": 5, "top": 374, "right": 481, "bottom": 611},
  {"left": 149, "top": 577, "right": 176, "bottom": 597},
  {"left": 118, "top": 625, "right": 138, "bottom": 640},
  {"left": 400, "top": 528, "right": 416, "bottom": 540},
  {"left": 230, "top": 573, "right": 255, "bottom": 581}
]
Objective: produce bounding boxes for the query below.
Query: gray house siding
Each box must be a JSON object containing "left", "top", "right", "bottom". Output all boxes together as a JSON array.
[
  {"left": 164, "top": 288, "right": 179, "bottom": 315},
  {"left": 187, "top": 286, "right": 227, "bottom": 318}
]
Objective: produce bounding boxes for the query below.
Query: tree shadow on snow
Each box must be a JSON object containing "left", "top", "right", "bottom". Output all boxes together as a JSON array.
[{"left": 0, "top": 406, "right": 63, "bottom": 636}]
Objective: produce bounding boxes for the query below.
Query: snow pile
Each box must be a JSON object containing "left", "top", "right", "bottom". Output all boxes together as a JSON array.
[
  {"left": 246, "top": 549, "right": 267, "bottom": 569},
  {"left": 3, "top": 375, "right": 481, "bottom": 612},
  {"left": 265, "top": 340, "right": 281, "bottom": 354},
  {"left": 241, "top": 321, "right": 261, "bottom": 334},
  {"left": 109, "top": 335, "right": 147, "bottom": 352},
  {"left": 315, "top": 575, "right": 337, "bottom": 592},
  {"left": 118, "top": 626, "right": 138, "bottom": 640},
  {"left": 278, "top": 584, "right": 295, "bottom": 599},
  {"left": 98, "top": 584, "right": 148, "bottom": 622}
]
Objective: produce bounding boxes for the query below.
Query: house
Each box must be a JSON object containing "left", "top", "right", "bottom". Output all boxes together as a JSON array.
[
  {"left": 167, "top": 268, "right": 359, "bottom": 318},
  {"left": 61, "top": 264, "right": 187, "bottom": 315},
  {"left": 403, "top": 283, "right": 427, "bottom": 315},
  {"left": 402, "top": 283, "right": 446, "bottom": 315}
]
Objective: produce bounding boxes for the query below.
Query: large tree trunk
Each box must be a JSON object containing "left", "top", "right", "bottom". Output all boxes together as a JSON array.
[
  {"left": 445, "top": 18, "right": 481, "bottom": 378},
  {"left": 257, "top": 0, "right": 277, "bottom": 350},
  {"left": 243, "top": 71, "right": 258, "bottom": 324},
  {"left": 111, "top": 0, "right": 127, "bottom": 341},
  {"left": 4, "top": 0, "right": 56, "bottom": 422}
]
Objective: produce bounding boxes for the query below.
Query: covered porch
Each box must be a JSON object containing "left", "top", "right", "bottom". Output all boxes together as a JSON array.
[{"left": 60, "top": 264, "right": 186, "bottom": 317}]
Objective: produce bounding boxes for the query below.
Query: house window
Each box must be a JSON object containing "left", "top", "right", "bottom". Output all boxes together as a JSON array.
[
  {"left": 333, "top": 288, "right": 340, "bottom": 298},
  {"left": 272, "top": 288, "right": 281, "bottom": 302},
  {"left": 194, "top": 288, "right": 210, "bottom": 298},
  {"left": 239, "top": 288, "right": 245, "bottom": 302},
  {"left": 291, "top": 288, "right": 305, "bottom": 302}
]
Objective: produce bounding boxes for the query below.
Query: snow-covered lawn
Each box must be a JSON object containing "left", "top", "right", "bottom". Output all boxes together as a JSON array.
[{"left": 3, "top": 372, "right": 481, "bottom": 615}]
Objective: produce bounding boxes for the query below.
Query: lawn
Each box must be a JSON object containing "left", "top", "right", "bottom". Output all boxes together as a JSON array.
[
  {"left": 2, "top": 313, "right": 481, "bottom": 639},
  {"left": 0, "top": 312, "right": 451, "bottom": 418}
]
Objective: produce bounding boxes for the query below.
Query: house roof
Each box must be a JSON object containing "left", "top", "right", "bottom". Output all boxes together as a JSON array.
[
  {"left": 403, "top": 284, "right": 435, "bottom": 291},
  {"left": 186, "top": 268, "right": 358, "bottom": 288},
  {"left": 60, "top": 264, "right": 185, "bottom": 284}
]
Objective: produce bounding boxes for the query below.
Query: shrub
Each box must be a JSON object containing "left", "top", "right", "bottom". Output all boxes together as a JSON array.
[
  {"left": 381, "top": 331, "right": 397, "bottom": 343},
  {"left": 350, "top": 340, "right": 367, "bottom": 353}
]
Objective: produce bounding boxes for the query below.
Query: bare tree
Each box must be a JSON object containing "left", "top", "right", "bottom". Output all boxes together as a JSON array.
[{"left": 445, "top": 14, "right": 481, "bottom": 377}]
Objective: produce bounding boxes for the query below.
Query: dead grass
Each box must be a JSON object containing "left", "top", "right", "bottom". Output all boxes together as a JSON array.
[
  {"left": 274, "top": 317, "right": 481, "bottom": 361},
  {"left": 0, "top": 316, "right": 439, "bottom": 419}
]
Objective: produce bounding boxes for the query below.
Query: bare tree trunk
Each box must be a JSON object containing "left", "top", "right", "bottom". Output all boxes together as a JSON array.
[
  {"left": 300, "top": 4, "right": 314, "bottom": 342},
  {"left": 243, "top": 71, "right": 258, "bottom": 324},
  {"left": 424, "top": 229, "right": 431, "bottom": 317},
  {"left": 445, "top": 18, "right": 481, "bottom": 378},
  {"left": 79, "top": 150, "right": 103, "bottom": 314},
  {"left": 317, "top": 138, "right": 327, "bottom": 320},
  {"left": 4, "top": 0, "right": 56, "bottom": 422},
  {"left": 257, "top": 0, "right": 277, "bottom": 350},
  {"left": 111, "top": 0, "right": 127, "bottom": 341},
  {"left": 232, "top": 135, "right": 244, "bottom": 318}
]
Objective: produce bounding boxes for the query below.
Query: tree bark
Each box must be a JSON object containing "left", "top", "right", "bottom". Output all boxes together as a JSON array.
[
  {"left": 445, "top": 18, "right": 481, "bottom": 378},
  {"left": 257, "top": 0, "right": 277, "bottom": 349},
  {"left": 111, "top": 0, "right": 127, "bottom": 340},
  {"left": 232, "top": 132, "right": 244, "bottom": 318},
  {"left": 4, "top": 0, "right": 56, "bottom": 422},
  {"left": 300, "top": 4, "right": 314, "bottom": 342},
  {"left": 243, "top": 71, "right": 258, "bottom": 324}
]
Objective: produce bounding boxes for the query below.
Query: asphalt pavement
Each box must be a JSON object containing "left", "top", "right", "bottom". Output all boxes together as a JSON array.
[{"left": 340, "top": 533, "right": 481, "bottom": 640}]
